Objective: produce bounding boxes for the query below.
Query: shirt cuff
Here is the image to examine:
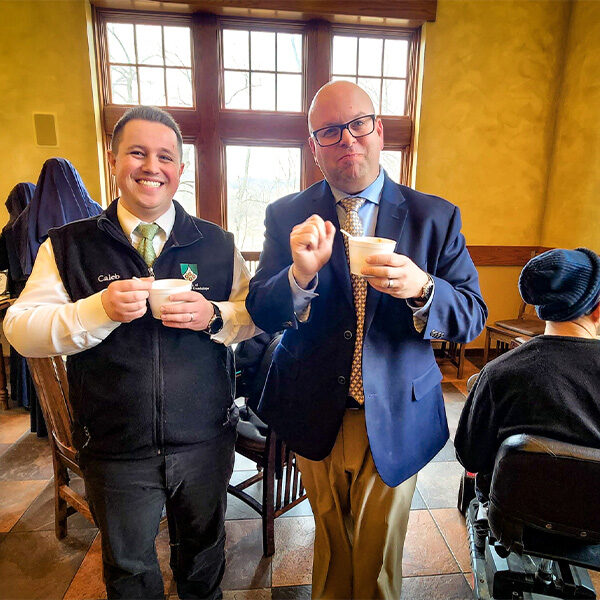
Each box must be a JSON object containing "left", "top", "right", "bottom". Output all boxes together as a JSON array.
[
  {"left": 406, "top": 282, "right": 435, "bottom": 332},
  {"left": 77, "top": 291, "right": 121, "bottom": 339},
  {"left": 288, "top": 266, "right": 318, "bottom": 316}
]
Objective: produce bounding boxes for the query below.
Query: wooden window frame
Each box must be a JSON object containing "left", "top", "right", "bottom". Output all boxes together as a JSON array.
[{"left": 94, "top": 8, "right": 421, "bottom": 235}]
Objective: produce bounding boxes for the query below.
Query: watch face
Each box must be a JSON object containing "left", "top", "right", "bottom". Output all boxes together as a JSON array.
[{"left": 209, "top": 315, "right": 224, "bottom": 334}]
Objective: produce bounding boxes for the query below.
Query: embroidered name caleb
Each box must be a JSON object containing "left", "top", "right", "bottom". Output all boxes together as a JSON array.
[{"left": 98, "top": 274, "right": 121, "bottom": 282}]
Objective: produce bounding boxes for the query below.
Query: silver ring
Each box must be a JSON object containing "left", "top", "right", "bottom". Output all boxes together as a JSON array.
[
  {"left": 387, "top": 278, "right": 393, "bottom": 289},
  {"left": 189, "top": 313, "right": 194, "bottom": 322}
]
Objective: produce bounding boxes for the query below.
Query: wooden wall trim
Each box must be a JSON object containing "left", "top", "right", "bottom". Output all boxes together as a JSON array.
[
  {"left": 467, "top": 246, "right": 553, "bottom": 267},
  {"left": 243, "top": 247, "right": 553, "bottom": 267}
]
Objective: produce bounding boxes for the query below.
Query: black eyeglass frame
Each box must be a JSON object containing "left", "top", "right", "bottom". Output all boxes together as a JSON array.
[{"left": 311, "top": 114, "right": 377, "bottom": 147}]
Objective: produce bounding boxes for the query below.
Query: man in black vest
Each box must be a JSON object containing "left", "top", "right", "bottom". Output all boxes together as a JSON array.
[{"left": 5, "top": 106, "right": 258, "bottom": 600}]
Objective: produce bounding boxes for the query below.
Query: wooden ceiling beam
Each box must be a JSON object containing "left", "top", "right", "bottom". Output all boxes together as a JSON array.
[{"left": 91, "top": 0, "right": 437, "bottom": 26}]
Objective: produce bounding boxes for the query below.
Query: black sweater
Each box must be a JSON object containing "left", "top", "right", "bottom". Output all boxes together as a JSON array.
[{"left": 455, "top": 335, "right": 600, "bottom": 478}]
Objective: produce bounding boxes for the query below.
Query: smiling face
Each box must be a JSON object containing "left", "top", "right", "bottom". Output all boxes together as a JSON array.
[
  {"left": 108, "top": 119, "right": 184, "bottom": 221},
  {"left": 308, "top": 81, "right": 384, "bottom": 195}
]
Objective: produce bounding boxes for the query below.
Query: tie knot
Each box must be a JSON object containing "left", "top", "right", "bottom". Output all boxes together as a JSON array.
[
  {"left": 135, "top": 223, "right": 160, "bottom": 241},
  {"left": 340, "top": 197, "right": 366, "bottom": 214}
]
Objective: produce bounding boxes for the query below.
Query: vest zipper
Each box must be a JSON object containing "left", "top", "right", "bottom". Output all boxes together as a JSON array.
[{"left": 153, "top": 323, "right": 164, "bottom": 455}]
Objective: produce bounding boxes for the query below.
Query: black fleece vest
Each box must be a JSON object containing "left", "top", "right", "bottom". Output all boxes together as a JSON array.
[{"left": 49, "top": 201, "right": 236, "bottom": 459}]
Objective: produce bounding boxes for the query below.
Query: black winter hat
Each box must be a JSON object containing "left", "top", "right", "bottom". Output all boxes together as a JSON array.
[{"left": 518, "top": 247, "right": 600, "bottom": 322}]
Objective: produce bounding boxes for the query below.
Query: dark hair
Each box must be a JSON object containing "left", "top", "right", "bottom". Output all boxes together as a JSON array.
[{"left": 111, "top": 106, "right": 183, "bottom": 159}]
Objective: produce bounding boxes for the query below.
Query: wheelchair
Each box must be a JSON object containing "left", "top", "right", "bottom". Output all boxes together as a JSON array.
[{"left": 464, "top": 434, "right": 600, "bottom": 600}]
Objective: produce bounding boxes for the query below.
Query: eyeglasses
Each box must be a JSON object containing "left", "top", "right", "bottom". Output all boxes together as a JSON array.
[{"left": 311, "top": 114, "right": 376, "bottom": 147}]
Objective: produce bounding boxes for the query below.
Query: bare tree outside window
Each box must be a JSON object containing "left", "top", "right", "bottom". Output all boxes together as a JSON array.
[
  {"left": 106, "top": 22, "right": 193, "bottom": 107},
  {"left": 222, "top": 29, "right": 302, "bottom": 112},
  {"left": 226, "top": 146, "right": 301, "bottom": 251}
]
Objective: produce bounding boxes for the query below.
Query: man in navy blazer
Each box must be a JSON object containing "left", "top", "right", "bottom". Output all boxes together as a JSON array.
[{"left": 246, "top": 81, "right": 487, "bottom": 599}]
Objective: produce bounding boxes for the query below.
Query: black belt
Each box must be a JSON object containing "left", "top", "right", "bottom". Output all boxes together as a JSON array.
[{"left": 346, "top": 396, "right": 364, "bottom": 410}]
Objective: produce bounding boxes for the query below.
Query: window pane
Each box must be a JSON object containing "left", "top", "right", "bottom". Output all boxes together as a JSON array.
[
  {"left": 383, "top": 39, "right": 408, "bottom": 78},
  {"left": 223, "top": 29, "right": 249, "bottom": 70},
  {"left": 110, "top": 65, "right": 138, "bottom": 104},
  {"left": 136, "top": 24, "right": 163, "bottom": 66},
  {"left": 251, "top": 31, "right": 275, "bottom": 71},
  {"left": 164, "top": 26, "right": 192, "bottom": 68},
  {"left": 331, "top": 75, "right": 356, "bottom": 84},
  {"left": 166, "top": 68, "right": 193, "bottom": 107},
  {"left": 277, "top": 74, "right": 302, "bottom": 112},
  {"left": 382, "top": 79, "right": 406, "bottom": 115},
  {"left": 251, "top": 72, "right": 275, "bottom": 110},
  {"left": 175, "top": 144, "right": 196, "bottom": 216},
  {"left": 381, "top": 150, "right": 403, "bottom": 183},
  {"left": 224, "top": 71, "right": 249, "bottom": 109},
  {"left": 332, "top": 36, "right": 357, "bottom": 75},
  {"left": 357, "top": 77, "right": 381, "bottom": 113},
  {"left": 358, "top": 38, "right": 383, "bottom": 77},
  {"left": 107, "top": 23, "right": 135, "bottom": 64},
  {"left": 226, "top": 146, "right": 301, "bottom": 251},
  {"left": 139, "top": 66, "right": 166, "bottom": 105},
  {"left": 277, "top": 33, "right": 302, "bottom": 73}
]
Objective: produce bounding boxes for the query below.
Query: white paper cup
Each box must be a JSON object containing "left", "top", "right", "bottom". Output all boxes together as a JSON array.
[
  {"left": 148, "top": 279, "right": 192, "bottom": 319},
  {"left": 348, "top": 236, "right": 397, "bottom": 276}
]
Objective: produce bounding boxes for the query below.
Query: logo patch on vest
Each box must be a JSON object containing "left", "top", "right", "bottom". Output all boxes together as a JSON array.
[{"left": 180, "top": 264, "right": 198, "bottom": 282}]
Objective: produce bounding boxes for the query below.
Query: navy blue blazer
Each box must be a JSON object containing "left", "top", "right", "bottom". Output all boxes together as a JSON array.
[{"left": 246, "top": 175, "right": 487, "bottom": 486}]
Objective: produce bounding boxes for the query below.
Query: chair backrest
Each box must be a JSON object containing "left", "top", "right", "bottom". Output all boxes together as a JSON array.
[
  {"left": 235, "top": 331, "right": 282, "bottom": 413},
  {"left": 518, "top": 301, "right": 538, "bottom": 320},
  {"left": 488, "top": 434, "right": 600, "bottom": 553},
  {"left": 26, "top": 356, "right": 76, "bottom": 461}
]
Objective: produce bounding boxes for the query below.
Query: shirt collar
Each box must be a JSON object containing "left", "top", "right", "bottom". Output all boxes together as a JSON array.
[
  {"left": 330, "top": 167, "right": 385, "bottom": 206},
  {"left": 116, "top": 200, "right": 176, "bottom": 240}
]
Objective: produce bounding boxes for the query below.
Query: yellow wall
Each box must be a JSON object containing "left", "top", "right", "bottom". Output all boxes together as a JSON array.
[
  {"left": 416, "top": 0, "right": 571, "bottom": 245},
  {"left": 414, "top": 0, "right": 599, "bottom": 346},
  {"left": 542, "top": 0, "right": 600, "bottom": 252},
  {"left": 0, "top": 0, "right": 102, "bottom": 225}
]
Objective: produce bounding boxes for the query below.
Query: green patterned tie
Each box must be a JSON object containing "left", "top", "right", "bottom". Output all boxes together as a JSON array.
[{"left": 134, "top": 223, "right": 160, "bottom": 267}]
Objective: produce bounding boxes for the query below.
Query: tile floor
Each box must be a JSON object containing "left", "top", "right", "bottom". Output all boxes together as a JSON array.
[{"left": 3, "top": 355, "right": 593, "bottom": 600}]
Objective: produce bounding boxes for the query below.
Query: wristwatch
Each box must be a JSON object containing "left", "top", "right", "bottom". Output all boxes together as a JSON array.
[
  {"left": 418, "top": 274, "right": 434, "bottom": 301},
  {"left": 204, "top": 302, "right": 224, "bottom": 335}
]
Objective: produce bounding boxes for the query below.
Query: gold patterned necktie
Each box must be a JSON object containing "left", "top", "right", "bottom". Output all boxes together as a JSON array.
[
  {"left": 134, "top": 223, "right": 160, "bottom": 267},
  {"left": 340, "top": 197, "right": 367, "bottom": 404}
]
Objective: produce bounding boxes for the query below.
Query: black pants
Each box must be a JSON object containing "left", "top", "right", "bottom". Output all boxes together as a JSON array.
[{"left": 81, "top": 430, "right": 236, "bottom": 600}]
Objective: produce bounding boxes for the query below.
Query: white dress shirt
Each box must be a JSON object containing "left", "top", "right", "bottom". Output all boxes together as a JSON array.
[{"left": 4, "top": 201, "right": 258, "bottom": 357}]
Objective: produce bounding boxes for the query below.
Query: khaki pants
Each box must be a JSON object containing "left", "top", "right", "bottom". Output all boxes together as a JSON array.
[{"left": 297, "top": 410, "right": 416, "bottom": 600}]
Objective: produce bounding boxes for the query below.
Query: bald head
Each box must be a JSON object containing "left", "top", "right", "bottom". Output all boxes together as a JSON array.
[
  {"left": 307, "top": 80, "right": 383, "bottom": 195},
  {"left": 308, "top": 81, "right": 376, "bottom": 132}
]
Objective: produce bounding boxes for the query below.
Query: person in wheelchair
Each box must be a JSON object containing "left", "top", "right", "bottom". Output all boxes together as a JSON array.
[
  {"left": 455, "top": 248, "right": 600, "bottom": 599},
  {"left": 455, "top": 247, "right": 600, "bottom": 501}
]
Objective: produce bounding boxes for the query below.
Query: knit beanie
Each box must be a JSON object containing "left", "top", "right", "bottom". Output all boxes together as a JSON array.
[{"left": 518, "top": 247, "right": 600, "bottom": 322}]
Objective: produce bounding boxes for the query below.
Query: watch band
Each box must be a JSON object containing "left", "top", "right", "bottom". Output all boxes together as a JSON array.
[
  {"left": 205, "top": 302, "right": 224, "bottom": 335},
  {"left": 419, "top": 274, "right": 434, "bottom": 301}
]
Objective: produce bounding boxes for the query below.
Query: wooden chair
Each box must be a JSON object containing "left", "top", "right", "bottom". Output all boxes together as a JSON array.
[
  {"left": 26, "top": 356, "right": 94, "bottom": 538},
  {"left": 435, "top": 340, "right": 466, "bottom": 379},
  {"left": 229, "top": 416, "right": 307, "bottom": 556},
  {"left": 229, "top": 331, "right": 307, "bottom": 556},
  {"left": 483, "top": 301, "right": 545, "bottom": 364}
]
